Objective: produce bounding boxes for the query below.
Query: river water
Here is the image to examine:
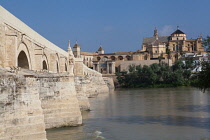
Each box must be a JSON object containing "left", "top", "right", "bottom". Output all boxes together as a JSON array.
[{"left": 47, "top": 87, "right": 210, "bottom": 140}]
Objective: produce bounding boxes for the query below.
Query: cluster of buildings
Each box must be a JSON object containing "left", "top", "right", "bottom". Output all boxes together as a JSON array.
[{"left": 71, "top": 27, "right": 205, "bottom": 75}]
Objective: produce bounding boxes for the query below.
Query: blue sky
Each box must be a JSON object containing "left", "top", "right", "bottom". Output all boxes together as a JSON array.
[{"left": 1, "top": 0, "right": 210, "bottom": 53}]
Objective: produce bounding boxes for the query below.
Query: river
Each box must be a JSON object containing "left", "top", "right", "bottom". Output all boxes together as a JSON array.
[{"left": 47, "top": 87, "right": 210, "bottom": 140}]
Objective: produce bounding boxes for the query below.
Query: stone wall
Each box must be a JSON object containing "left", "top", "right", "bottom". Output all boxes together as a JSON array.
[
  {"left": 0, "top": 69, "right": 47, "bottom": 140},
  {"left": 0, "top": 6, "right": 69, "bottom": 73},
  {"left": 103, "top": 77, "right": 115, "bottom": 91},
  {"left": 0, "top": 68, "right": 83, "bottom": 139},
  {"left": 74, "top": 63, "right": 109, "bottom": 111},
  {"left": 0, "top": 6, "right": 68, "bottom": 56},
  {"left": 38, "top": 73, "right": 82, "bottom": 129},
  {"left": 120, "top": 59, "right": 172, "bottom": 71}
]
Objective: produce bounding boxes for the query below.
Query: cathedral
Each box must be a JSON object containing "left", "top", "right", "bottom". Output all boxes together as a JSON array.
[
  {"left": 142, "top": 27, "right": 204, "bottom": 62},
  {"left": 73, "top": 27, "right": 205, "bottom": 74}
]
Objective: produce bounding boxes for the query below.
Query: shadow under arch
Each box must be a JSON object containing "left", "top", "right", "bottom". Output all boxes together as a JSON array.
[
  {"left": 42, "top": 54, "right": 49, "bottom": 70},
  {"left": 17, "top": 43, "right": 31, "bottom": 69},
  {"left": 42, "top": 60, "right": 47, "bottom": 70},
  {"left": 18, "top": 51, "right": 29, "bottom": 69},
  {"left": 55, "top": 53, "right": 60, "bottom": 73},
  {"left": 64, "top": 58, "right": 68, "bottom": 72}
]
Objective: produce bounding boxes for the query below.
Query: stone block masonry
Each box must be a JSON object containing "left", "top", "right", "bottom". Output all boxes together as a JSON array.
[
  {"left": 0, "top": 69, "right": 47, "bottom": 140},
  {"left": 74, "top": 63, "right": 110, "bottom": 111},
  {"left": 38, "top": 73, "right": 82, "bottom": 129},
  {"left": 0, "top": 69, "right": 83, "bottom": 140}
]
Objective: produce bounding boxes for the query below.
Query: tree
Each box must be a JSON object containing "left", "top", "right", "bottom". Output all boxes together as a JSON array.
[
  {"left": 184, "top": 57, "right": 195, "bottom": 70},
  {"left": 203, "top": 36, "right": 210, "bottom": 52},
  {"left": 172, "top": 61, "right": 184, "bottom": 71},
  {"left": 196, "top": 61, "right": 210, "bottom": 92},
  {"left": 166, "top": 46, "right": 171, "bottom": 66},
  {"left": 158, "top": 53, "right": 164, "bottom": 65}
]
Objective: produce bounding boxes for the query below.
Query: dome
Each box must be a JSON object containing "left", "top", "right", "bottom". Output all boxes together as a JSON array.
[{"left": 171, "top": 29, "right": 185, "bottom": 35}]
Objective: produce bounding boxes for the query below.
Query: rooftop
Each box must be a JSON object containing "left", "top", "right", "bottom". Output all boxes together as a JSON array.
[
  {"left": 171, "top": 29, "right": 185, "bottom": 35},
  {"left": 143, "top": 36, "right": 169, "bottom": 44}
]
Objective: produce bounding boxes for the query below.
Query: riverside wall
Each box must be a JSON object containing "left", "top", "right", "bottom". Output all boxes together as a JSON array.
[
  {"left": 74, "top": 60, "right": 110, "bottom": 110},
  {"left": 38, "top": 72, "right": 82, "bottom": 129},
  {"left": 0, "top": 69, "right": 47, "bottom": 140}
]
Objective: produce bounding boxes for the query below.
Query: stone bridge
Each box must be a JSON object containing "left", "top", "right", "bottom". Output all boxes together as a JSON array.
[
  {"left": 0, "top": 6, "right": 113, "bottom": 140},
  {"left": 0, "top": 6, "right": 70, "bottom": 73}
]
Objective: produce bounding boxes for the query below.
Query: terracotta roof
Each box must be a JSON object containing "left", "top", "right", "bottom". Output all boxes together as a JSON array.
[
  {"left": 81, "top": 52, "right": 98, "bottom": 56},
  {"left": 97, "top": 51, "right": 135, "bottom": 56}
]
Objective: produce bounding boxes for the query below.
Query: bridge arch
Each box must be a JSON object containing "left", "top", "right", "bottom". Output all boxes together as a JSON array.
[
  {"left": 42, "top": 54, "right": 49, "bottom": 70},
  {"left": 17, "top": 43, "right": 31, "bottom": 69},
  {"left": 42, "top": 60, "right": 47, "bottom": 70}
]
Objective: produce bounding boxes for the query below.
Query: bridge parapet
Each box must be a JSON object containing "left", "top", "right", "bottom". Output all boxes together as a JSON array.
[
  {"left": 83, "top": 64, "right": 102, "bottom": 77},
  {"left": 74, "top": 59, "right": 109, "bottom": 110},
  {"left": 0, "top": 6, "right": 71, "bottom": 74},
  {"left": 0, "top": 6, "right": 68, "bottom": 57}
]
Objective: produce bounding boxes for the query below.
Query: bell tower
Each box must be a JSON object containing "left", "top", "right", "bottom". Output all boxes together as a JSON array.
[
  {"left": 73, "top": 40, "right": 81, "bottom": 58},
  {"left": 153, "top": 27, "right": 158, "bottom": 40}
]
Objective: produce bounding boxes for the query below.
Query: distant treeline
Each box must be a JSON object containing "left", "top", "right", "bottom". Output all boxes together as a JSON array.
[{"left": 116, "top": 59, "right": 207, "bottom": 89}]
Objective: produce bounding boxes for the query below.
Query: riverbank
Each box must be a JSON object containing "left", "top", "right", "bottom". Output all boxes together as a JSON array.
[{"left": 115, "top": 61, "right": 203, "bottom": 89}]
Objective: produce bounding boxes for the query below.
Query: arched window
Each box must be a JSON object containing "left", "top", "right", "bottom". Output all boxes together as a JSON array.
[
  {"left": 126, "top": 55, "right": 131, "bottom": 60},
  {"left": 18, "top": 51, "right": 29, "bottom": 69},
  {"left": 42, "top": 60, "right": 47, "bottom": 70},
  {"left": 110, "top": 56, "right": 116, "bottom": 61},
  {"left": 97, "top": 57, "right": 101, "bottom": 61},
  {"left": 118, "top": 56, "right": 123, "bottom": 60},
  {"left": 103, "top": 56, "right": 108, "bottom": 61}
]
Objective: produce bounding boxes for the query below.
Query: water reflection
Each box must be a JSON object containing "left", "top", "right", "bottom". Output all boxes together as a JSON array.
[
  {"left": 107, "top": 115, "right": 210, "bottom": 129},
  {"left": 177, "top": 105, "right": 210, "bottom": 112}
]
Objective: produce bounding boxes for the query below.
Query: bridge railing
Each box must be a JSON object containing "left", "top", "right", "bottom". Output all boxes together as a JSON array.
[{"left": 82, "top": 64, "right": 102, "bottom": 77}]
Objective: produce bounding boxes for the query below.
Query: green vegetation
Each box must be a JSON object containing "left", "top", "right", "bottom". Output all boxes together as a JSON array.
[
  {"left": 193, "top": 61, "right": 210, "bottom": 92},
  {"left": 193, "top": 35, "right": 210, "bottom": 92},
  {"left": 116, "top": 60, "right": 195, "bottom": 88},
  {"left": 203, "top": 35, "right": 210, "bottom": 51},
  {"left": 116, "top": 35, "right": 210, "bottom": 91}
]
